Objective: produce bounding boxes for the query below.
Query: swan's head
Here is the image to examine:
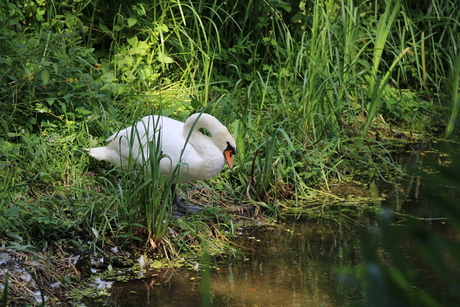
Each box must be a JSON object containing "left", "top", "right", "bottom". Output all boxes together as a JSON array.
[
  {"left": 185, "top": 113, "right": 237, "bottom": 169},
  {"left": 210, "top": 128, "right": 236, "bottom": 169},
  {"left": 223, "top": 140, "right": 237, "bottom": 169}
]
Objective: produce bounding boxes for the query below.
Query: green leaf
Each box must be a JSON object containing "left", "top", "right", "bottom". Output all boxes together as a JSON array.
[
  {"left": 131, "top": 41, "right": 150, "bottom": 54},
  {"left": 99, "top": 23, "right": 109, "bottom": 32},
  {"left": 6, "top": 207, "right": 20, "bottom": 218},
  {"left": 65, "top": 14, "right": 77, "bottom": 28},
  {"left": 41, "top": 72, "right": 49, "bottom": 85},
  {"left": 157, "top": 51, "right": 174, "bottom": 64},
  {"left": 45, "top": 97, "right": 55, "bottom": 105},
  {"left": 127, "top": 36, "right": 138, "bottom": 47},
  {"left": 159, "top": 24, "right": 169, "bottom": 32},
  {"left": 127, "top": 18, "right": 137, "bottom": 27}
]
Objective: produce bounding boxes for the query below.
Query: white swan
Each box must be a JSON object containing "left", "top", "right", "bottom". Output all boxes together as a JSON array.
[{"left": 87, "top": 113, "right": 237, "bottom": 183}]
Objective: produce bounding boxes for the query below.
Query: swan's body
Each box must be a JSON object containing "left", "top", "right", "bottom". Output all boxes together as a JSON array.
[{"left": 88, "top": 113, "right": 236, "bottom": 183}]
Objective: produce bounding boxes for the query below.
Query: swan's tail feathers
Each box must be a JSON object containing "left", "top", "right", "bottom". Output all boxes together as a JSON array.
[{"left": 86, "top": 147, "right": 121, "bottom": 166}]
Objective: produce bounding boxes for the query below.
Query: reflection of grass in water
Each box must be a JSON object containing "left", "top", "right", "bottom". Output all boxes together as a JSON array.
[
  {"left": 358, "top": 150, "right": 460, "bottom": 306},
  {"left": 201, "top": 250, "right": 211, "bottom": 307},
  {"left": 119, "top": 216, "right": 363, "bottom": 305},
  {"left": 205, "top": 217, "right": 366, "bottom": 306}
]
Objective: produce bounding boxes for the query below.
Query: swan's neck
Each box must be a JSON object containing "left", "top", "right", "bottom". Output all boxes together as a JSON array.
[
  {"left": 183, "top": 114, "right": 227, "bottom": 150},
  {"left": 180, "top": 114, "right": 227, "bottom": 180}
]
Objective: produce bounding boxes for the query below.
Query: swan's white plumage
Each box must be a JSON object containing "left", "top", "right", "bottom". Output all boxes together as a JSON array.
[{"left": 88, "top": 113, "right": 236, "bottom": 183}]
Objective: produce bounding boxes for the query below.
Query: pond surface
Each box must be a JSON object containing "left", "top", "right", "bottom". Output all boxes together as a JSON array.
[{"left": 84, "top": 212, "right": 375, "bottom": 307}]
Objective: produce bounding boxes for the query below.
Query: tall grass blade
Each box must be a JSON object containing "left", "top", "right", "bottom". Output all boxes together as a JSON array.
[
  {"left": 201, "top": 250, "right": 211, "bottom": 307},
  {"left": 445, "top": 52, "right": 460, "bottom": 137},
  {"left": 1, "top": 270, "right": 9, "bottom": 307},
  {"left": 133, "top": 115, "right": 176, "bottom": 245},
  {"left": 367, "top": 0, "right": 402, "bottom": 97},
  {"left": 363, "top": 0, "right": 402, "bottom": 135}
]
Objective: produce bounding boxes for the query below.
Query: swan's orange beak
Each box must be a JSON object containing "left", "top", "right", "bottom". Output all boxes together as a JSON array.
[{"left": 224, "top": 149, "right": 234, "bottom": 169}]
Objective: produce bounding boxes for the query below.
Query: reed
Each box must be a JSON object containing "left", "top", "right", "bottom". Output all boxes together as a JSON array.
[
  {"left": 363, "top": 0, "right": 402, "bottom": 135},
  {"left": 105, "top": 114, "right": 178, "bottom": 247},
  {"left": 445, "top": 52, "right": 460, "bottom": 137}
]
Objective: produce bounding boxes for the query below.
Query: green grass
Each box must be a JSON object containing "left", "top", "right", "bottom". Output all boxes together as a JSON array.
[
  {"left": 446, "top": 51, "right": 460, "bottom": 137},
  {"left": 0, "top": 0, "right": 458, "bottom": 257},
  {"left": 1, "top": 270, "right": 9, "bottom": 307}
]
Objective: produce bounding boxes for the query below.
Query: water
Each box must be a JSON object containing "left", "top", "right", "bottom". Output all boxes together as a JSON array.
[{"left": 95, "top": 214, "right": 371, "bottom": 307}]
